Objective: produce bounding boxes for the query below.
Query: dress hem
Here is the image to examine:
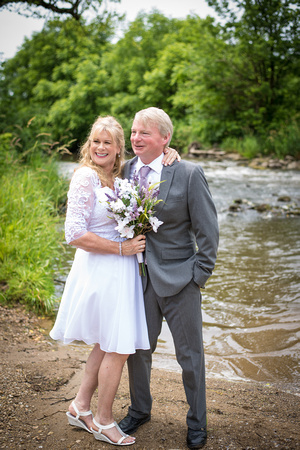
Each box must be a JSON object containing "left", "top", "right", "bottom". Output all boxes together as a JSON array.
[{"left": 50, "top": 336, "right": 150, "bottom": 354}]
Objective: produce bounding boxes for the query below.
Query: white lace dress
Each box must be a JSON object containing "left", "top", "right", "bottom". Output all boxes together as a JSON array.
[{"left": 50, "top": 167, "right": 150, "bottom": 354}]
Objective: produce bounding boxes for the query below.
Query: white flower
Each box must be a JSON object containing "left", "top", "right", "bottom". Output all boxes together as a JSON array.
[
  {"left": 149, "top": 216, "right": 163, "bottom": 232},
  {"left": 115, "top": 222, "right": 135, "bottom": 238},
  {"left": 111, "top": 199, "right": 126, "bottom": 213},
  {"left": 116, "top": 178, "right": 134, "bottom": 196},
  {"left": 119, "top": 216, "right": 131, "bottom": 225}
]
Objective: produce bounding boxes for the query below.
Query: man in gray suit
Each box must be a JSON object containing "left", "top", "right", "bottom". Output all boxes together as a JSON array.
[{"left": 119, "top": 107, "right": 219, "bottom": 449}]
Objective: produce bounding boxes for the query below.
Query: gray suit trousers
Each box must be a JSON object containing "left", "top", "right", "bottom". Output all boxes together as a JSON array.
[{"left": 127, "top": 272, "right": 206, "bottom": 430}]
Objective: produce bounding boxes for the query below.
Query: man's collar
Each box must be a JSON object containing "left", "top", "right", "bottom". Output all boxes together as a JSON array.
[{"left": 135, "top": 153, "right": 164, "bottom": 174}]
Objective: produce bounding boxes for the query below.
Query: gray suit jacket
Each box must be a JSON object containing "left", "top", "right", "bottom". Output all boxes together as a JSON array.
[{"left": 123, "top": 157, "right": 219, "bottom": 297}]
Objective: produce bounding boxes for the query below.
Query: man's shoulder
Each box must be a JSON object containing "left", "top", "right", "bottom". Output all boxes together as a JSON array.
[
  {"left": 173, "top": 159, "right": 203, "bottom": 174},
  {"left": 128, "top": 155, "right": 138, "bottom": 162},
  {"left": 124, "top": 158, "right": 131, "bottom": 167},
  {"left": 124, "top": 156, "right": 138, "bottom": 167}
]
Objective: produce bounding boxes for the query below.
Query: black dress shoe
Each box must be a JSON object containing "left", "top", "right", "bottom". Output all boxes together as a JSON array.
[
  {"left": 187, "top": 426, "right": 207, "bottom": 449},
  {"left": 118, "top": 414, "right": 151, "bottom": 434}
]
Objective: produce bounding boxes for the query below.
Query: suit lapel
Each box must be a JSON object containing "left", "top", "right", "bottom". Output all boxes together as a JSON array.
[
  {"left": 123, "top": 156, "right": 138, "bottom": 180},
  {"left": 155, "top": 164, "right": 175, "bottom": 215}
]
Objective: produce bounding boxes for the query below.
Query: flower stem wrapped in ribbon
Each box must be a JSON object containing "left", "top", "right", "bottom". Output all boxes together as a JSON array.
[{"left": 105, "top": 174, "right": 164, "bottom": 275}]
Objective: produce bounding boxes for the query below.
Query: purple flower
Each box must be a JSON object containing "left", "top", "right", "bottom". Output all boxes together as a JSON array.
[{"left": 105, "top": 192, "right": 117, "bottom": 202}]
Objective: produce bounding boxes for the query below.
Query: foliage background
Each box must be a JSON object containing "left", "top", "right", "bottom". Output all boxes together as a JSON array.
[{"left": 1, "top": 0, "right": 299, "bottom": 158}]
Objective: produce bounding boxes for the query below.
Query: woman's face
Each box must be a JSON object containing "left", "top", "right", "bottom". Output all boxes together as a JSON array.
[{"left": 90, "top": 130, "right": 120, "bottom": 173}]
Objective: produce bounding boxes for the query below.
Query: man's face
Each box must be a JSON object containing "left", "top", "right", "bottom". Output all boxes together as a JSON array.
[{"left": 130, "top": 119, "right": 170, "bottom": 164}]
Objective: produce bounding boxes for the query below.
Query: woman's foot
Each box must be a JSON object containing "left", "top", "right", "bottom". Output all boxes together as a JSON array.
[
  {"left": 92, "top": 418, "right": 135, "bottom": 445},
  {"left": 67, "top": 400, "right": 94, "bottom": 432}
]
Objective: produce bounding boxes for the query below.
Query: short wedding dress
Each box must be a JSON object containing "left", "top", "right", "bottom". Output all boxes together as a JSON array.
[{"left": 50, "top": 166, "right": 150, "bottom": 354}]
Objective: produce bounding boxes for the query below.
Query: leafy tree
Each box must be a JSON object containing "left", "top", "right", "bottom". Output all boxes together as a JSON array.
[
  {"left": 205, "top": 0, "right": 300, "bottom": 133},
  {"left": 98, "top": 11, "right": 180, "bottom": 139},
  {"left": 1, "top": 6, "right": 299, "bottom": 156},
  {"left": 0, "top": 0, "right": 120, "bottom": 20},
  {"left": 0, "top": 16, "right": 119, "bottom": 147},
  {"left": 126, "top": 15, "right": 227, "bottom": 147},
  {"left": 171, "top": 26, "right": 236, "bottom": 145}
]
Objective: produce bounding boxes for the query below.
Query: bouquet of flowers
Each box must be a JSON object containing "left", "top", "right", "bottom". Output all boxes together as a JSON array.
[{"left": 105, "top": 174, "right": 164, "bottom": 275}]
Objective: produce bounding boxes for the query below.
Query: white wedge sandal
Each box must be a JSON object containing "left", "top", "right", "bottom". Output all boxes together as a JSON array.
[
  {"left": 66, "top": 400, "right": 93, "bottom": 433},
  {"left": 91, "top": 418, "right": 135, "bottom": 446}
]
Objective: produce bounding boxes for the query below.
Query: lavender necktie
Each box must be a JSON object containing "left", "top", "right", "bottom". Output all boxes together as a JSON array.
[{"left": 139, "top": 165, "right": 151, "bottom": 188}]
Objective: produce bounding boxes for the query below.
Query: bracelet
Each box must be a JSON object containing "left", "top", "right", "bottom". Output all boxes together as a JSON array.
[{"left": 119, "top": 241, "right": 123, "bottom": 256}]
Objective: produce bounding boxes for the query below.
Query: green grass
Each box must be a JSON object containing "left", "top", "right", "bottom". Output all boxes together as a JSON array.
[
  {"left": 265, "top": 122, "right": 300, "bottom": 159},
  {"left": 221, "top": 135, "right": 261, "bottom": 159},
  {"left": 221, "top": 122, "right": 300, "bottom": 160},
  {"left": 0, "top": 133, "right": 69, "bottom": 314}
]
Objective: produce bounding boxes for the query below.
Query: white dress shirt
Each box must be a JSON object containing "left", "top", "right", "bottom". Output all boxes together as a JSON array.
[{"left": 131, "top": 153, "right": 164, "bottom": 185}]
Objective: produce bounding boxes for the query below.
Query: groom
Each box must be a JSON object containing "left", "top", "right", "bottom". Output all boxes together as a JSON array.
[{"left": 120, "top": 107, "right": 219, "bottom": 449}]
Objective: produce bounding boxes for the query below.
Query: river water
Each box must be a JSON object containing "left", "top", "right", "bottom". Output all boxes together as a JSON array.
[{"left": 58, "top": 161, "right": 300, "bottom": 390}]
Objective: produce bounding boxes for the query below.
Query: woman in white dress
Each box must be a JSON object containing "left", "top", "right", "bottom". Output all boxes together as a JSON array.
[{"left": 50, "top": 116, "right": 177, "bottom": 446}]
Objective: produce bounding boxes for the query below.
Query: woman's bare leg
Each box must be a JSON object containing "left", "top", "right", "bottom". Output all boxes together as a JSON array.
[
  {"left": 69, "top": 344, "right": 104, "bottom": 429},
  {"left": 92, "top": 352, "right": 135, "bottom": 444}
]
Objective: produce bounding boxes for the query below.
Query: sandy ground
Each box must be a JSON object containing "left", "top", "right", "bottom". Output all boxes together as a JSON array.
[{"left": 0, "top": 304, "right": 299, "bottom": 449}]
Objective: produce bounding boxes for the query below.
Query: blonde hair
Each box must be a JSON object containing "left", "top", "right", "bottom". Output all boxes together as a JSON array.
[
  {"left": 78, "top": 116, "right": 125, "bottom": 186},
  {"left": 134, "top": 107, "right": 173, "bottom": 146}
]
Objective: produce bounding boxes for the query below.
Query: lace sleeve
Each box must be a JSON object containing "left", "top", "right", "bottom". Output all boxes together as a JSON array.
[{"left": 65, "top": 167, "right": 99, "bottom": 244}]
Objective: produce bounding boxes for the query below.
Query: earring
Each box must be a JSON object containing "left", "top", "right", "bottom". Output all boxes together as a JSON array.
[{"left": 117, "top": 153, "right": 120, "bottom": 158}]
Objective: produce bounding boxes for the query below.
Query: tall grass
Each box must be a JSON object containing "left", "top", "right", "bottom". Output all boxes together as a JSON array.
[
  {"left": 0, "top": 130, "right": 70, "bottom": 314},
  {"left": 221, "top": 122, "right": 300, "bottom": 159},
  {"left": 221, "top": 135, "right": 261, "bottom": 159},
  {"left": 265, "top": 121, "right": 300, "bottom": 159}
]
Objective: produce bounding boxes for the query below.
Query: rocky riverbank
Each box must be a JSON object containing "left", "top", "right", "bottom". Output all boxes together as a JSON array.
[
  {"left": 0, "top": 304, "right": 299, "bottom": 449},
  {"left": 187, "top": 145, "right": 300, "bottom": 171},
  {"left": 227, "top": 195, "right": 300, "bottom": 217}
]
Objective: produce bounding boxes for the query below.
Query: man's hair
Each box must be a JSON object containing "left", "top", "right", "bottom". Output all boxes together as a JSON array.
[{"left": 134, "top": 107, "right": 173, "bottom": 146}]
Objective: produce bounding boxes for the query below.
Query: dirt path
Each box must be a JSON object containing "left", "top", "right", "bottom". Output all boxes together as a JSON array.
[{"left": 0, "top": 304, "right": 299, "bottom": 449}]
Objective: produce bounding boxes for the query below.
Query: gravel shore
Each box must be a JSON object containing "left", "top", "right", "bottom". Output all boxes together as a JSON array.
[{"left": 0, "top": 304, "right": 299, "bottom": 449}]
